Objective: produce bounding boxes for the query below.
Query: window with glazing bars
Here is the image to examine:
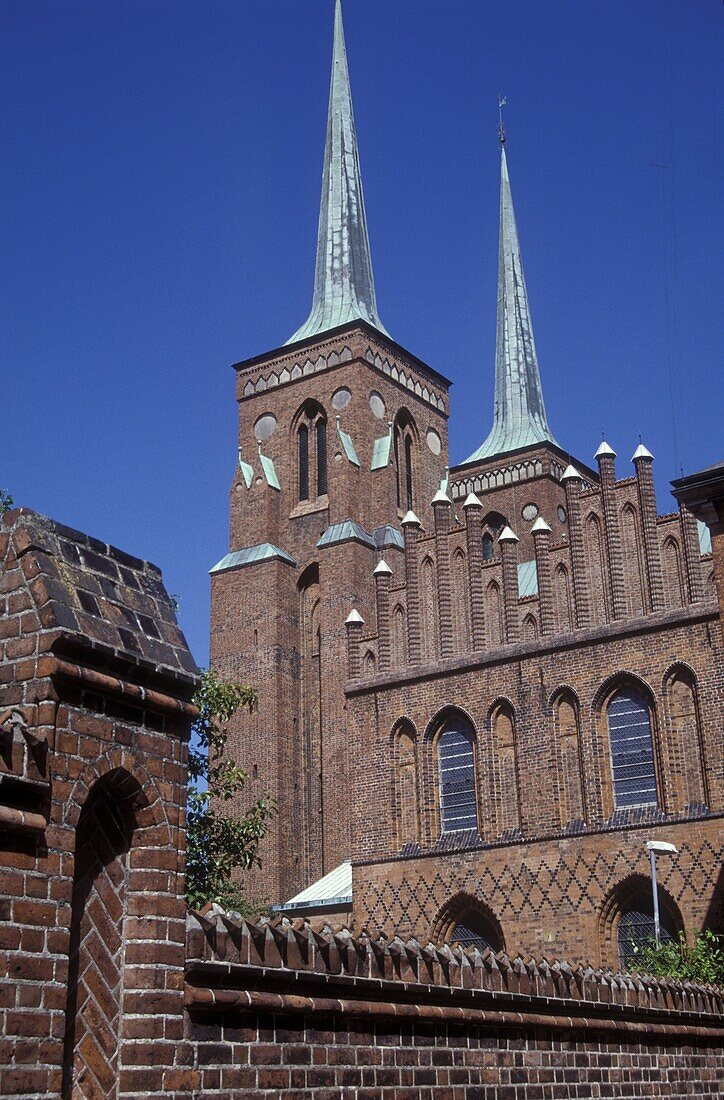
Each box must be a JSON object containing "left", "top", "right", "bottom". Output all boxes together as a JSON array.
[
  {"left": 607, "top": 689, "right": 657, "bottom": 809},
  {"left": 438, "top": 726, "right": 477, "bottom": 832},
  {"left": 618, "top": 905, "right": 674, "bottom": 968}
]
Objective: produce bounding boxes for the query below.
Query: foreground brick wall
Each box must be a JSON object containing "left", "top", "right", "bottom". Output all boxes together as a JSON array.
[
  {"left": 0, "top": 510, "right": 198, "bottom": 1100},
  {"left": 181, "top": 913, "right": 724, "bottom": 1098}
]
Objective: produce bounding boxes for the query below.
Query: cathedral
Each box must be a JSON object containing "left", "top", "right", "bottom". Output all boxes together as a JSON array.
[{"left": 209, "top": 1, "right": 721, "bottom": 968}]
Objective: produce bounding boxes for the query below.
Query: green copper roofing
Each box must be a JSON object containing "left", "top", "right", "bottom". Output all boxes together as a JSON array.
[
  {"left": 463, "top": 142, "right": 557, "bottom": 465},
  {"left": 286, "top": 0, "right": 388, "bottom": 345}
]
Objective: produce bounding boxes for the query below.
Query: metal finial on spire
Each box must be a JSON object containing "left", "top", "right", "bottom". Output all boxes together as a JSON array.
[
  {"left": 462, "top": 136, "right": 558, "bottom": 465},
  {"left": 498, "top": 95, "right": 507, "bottom": 144},
  {"left": 286, "top": 0, "right": 388, "bottom": 345}
]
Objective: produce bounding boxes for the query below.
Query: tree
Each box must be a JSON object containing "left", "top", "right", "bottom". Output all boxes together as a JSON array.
[
  {"left": 185, "top": 669, "right": 276, "bottom": 912},
  {"left": 632, "top": 928, "right": 724, "bottom": 985},
  {"left": 0, "top": 489, "right": 13, "bottom": 518}
]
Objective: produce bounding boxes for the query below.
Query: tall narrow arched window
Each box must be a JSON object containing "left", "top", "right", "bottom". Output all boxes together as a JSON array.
[
  {"left": 316, "top": 419, "right": 327, "bottom": 497},
  {"left": 295, "top": 401, "right": 327, "bottom": 502},
  {"left": 606, "top": 688, "right": 657, "bottom": 809},
  {"left": 482, "top": 533, "right": 494, "bottom": 561},
  {"left": 438, "top": 722, "right": 477, "bottom": 833},
  {"left": 298, "top": 424, "right": 309, "bottom": 501},
  {"left": 394, "top": 411, "right": 417, "bottom": 513},
  {"left": 404, "top": 435, "right": 414, "bottom": 511}
]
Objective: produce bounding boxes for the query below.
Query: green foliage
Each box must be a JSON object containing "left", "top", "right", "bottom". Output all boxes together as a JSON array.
[
  {"left": 186, "top": 669, "right": 276, "bottom": 911},
  {"left": 0, "top": 489, "right": 13, "bottom": 517},
  {"left": 631, "top": 929, "right": 724, "bottom": 985}
]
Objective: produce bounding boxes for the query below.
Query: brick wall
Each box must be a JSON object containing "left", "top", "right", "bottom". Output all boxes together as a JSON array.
[
  {"left": 181, "top": 913, "right": 724, "bottom": 1099},
  {"left": 0, "top": 509, "right": 198, "bottom": 1100}
]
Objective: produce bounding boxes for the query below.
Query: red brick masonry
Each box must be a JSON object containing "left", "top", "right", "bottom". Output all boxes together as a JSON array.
[{"left": 182, "top": 911, "right": 723, "bottom": 1099}]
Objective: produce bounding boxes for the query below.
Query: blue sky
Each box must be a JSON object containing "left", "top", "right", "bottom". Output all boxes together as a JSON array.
[{"left": 3, "top": 0, "right": 721, "bottom": 667}]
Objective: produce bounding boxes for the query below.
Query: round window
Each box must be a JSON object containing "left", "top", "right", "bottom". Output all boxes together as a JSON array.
[
  {"left": 557, "top": 505, "right": 567, "bottom": 523},
  {"left": 332, "top": 387, "right": 352, "bottom": 410},
  {"left": 521, "top": 502, "right": 539, "bottom": 522},
  {"left": 253, "top": 413, "right": 277, "bottom": 441},
  {"left": 426, "top": 428, "right": 441, "bottom": 455},
  {"left": 369, "top": 391, "right": 386, "bottom": 419}
]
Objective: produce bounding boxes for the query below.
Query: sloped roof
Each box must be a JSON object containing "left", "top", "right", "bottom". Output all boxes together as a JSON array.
[
  {"left": 2, "top": 508, "right": 197, "bottom": 686},
  {"left": 279, "top": 860, "right": 352, "bottom": 910}
]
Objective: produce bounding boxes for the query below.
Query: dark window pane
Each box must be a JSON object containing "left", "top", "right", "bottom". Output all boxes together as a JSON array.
[
  {"left": 404, "top": 435, "right": 413, "bottom": 511},
  {"left": 607, "top": 690, "right": 657, "bottom": 809},
  {"left": 438, "top": 726, "right": 477, "bottom": 832},
  {"left": 482, "top": 533, "right": 494, "bottom": 561},
  {"left": 452, "top": 911, "right": 500, "bottom": 951},
  {"left": 618, "top": 904, "right": 675, "bottom": 968},
  {"left": 316, "top": 420, "right": 327, "bottom": 497},
  {"left": 298, "top": 425, "right": 309, "bottom": 501}
]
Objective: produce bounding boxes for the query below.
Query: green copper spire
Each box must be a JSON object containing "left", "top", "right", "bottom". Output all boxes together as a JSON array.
[
  {"left": 463, "top": 139, "right": 557, "bottom": 464},
  {"left": 287, "top": 0, "right": 388, "bottom": 345}
]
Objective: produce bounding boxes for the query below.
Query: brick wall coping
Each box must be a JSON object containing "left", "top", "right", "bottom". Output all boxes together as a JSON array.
[
  {"left": 345, "top": 601, "right": 718, "bottom": 696},
  {"left": 186, "top": 914, "right": 723, "bottom": 1029}
]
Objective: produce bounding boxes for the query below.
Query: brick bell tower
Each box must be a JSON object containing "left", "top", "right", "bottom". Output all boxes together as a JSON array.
[{"left": 210, "top": 0, "right": 451, "bottom": 904}]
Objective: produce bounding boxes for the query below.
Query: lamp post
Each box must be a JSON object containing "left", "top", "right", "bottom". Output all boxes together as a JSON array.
[{"left": 646, "top": 840, "right": 678, "bottom": 947}]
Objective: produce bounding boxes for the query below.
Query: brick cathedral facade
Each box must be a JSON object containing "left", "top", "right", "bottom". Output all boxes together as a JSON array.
[{"left": 209, "top": 3, "right": 722, "bottom": 969}]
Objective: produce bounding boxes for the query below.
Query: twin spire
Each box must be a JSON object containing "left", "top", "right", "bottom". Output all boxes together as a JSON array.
[
  {"left": 286, "top": 2, "right": 557, "bottom": 464},
  {"left": 287, "top": 0, "right": 388, "bottom": 345},
  {"left": 462, "top": 140, "right": 557, "bottom": 463}
]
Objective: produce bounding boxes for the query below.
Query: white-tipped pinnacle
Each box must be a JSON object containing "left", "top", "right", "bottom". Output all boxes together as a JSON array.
[
  {"left": 498, "top": 525, "right": 519, "bottom": 543},
  {"left": 531, "top": 516, "right": 551, "bottom": 534},
  {"left": 463, "top": 492, "right": 483, "bottom": 509},
  {"left": 345, "top": 608, "right": 364, "bottom": 625},
  {"left": 595, "top": 441, "right": 616, "bottom": 459},
  {"left": 373, "top": 559, "right": 392, "bottom": 576},
  {"left": 631, "top": 443, "right": 654, "bottom": 462},
  {"left": 561, "top": 464, "right": 583, "bottom": 482},
  {"left": 432, "top": 488, "right": 452, "bottom": 505},
  {"left": 401, "top": 510, "right": 421, "bottom": 526}
]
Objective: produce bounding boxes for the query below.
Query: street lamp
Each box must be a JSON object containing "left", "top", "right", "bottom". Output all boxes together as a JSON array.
[{"left": 646, "top": 840, "right": 678, "bottom": 947}]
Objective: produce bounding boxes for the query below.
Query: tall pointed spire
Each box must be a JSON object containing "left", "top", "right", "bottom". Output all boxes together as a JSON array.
[
  {"left": 463, "top": 135, "right": 557, "bottom": 463},
  {"left": 286, "top": 0, "right": 388, "bottom": 345}
]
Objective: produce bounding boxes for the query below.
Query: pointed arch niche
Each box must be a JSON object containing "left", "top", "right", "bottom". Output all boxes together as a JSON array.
[
  {"left": 552, "top": 691, "right": 585, "bottom": 827},
  {"left": 663, "top": 667, "right": 707, "bottom": 812},
  {"left": 392, "top": 721, "right": 420, "bottom": 850},
  {"left": 490, "top": 701, "right": 520, "bottom": 836}
]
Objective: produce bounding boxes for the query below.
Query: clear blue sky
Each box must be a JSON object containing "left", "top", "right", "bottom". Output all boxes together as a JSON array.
[{"left": 3, "top": 0, "right": 721, "bottom": 667}]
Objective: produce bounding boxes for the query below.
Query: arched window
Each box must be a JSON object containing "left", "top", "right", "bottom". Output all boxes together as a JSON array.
[
  {"left": 295, "top": 401, "right": 327, "bottom": 502},
  {"left": 606, "top": 688, "right": 657, "bottom": 809},
  {"left": 451, "top": 909, "right": 502, "bottom": 952},
  {"left": 482, "top": 533, "right": 494, "bottom": 561},
  {"left": 432, "top": 893, "right": 504, "bottom": 954},
  {"left": 316, "top": 419, "right": 328, "bottom": 497},
  {"left": 601, "top": 874, "right": 683, "bottom": 970},
  {"left": 438, "top": 722, "right": 477, "bottom": 833},
  {"left": 618, "top": 905, "right": 675, "bottom": 967},
  {"left": 394, "top": 411, "right": 417, "bottom": 512},
  {"left": 298, "top": 424, "right": 309, "bottom": 501},
  {"left": 392, "top": 604, "right": 406, "bottom": 666}
]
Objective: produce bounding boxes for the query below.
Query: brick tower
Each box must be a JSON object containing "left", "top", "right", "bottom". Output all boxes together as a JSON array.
[{"left": 210, "top": 0, "right": 451, "bottom": 903}]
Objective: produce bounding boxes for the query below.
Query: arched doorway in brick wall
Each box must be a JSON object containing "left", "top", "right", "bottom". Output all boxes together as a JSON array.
[{"left": 61, "top": 770, "right": 144, "bottom": 1100}]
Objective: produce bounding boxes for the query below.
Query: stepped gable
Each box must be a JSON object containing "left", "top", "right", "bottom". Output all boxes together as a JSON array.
[
  {"left": 2, "top": 507, "right": 197, "bottom": 686},
  {"left": 185, "top": 910, "right": 723, "bottom": 1025}
]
